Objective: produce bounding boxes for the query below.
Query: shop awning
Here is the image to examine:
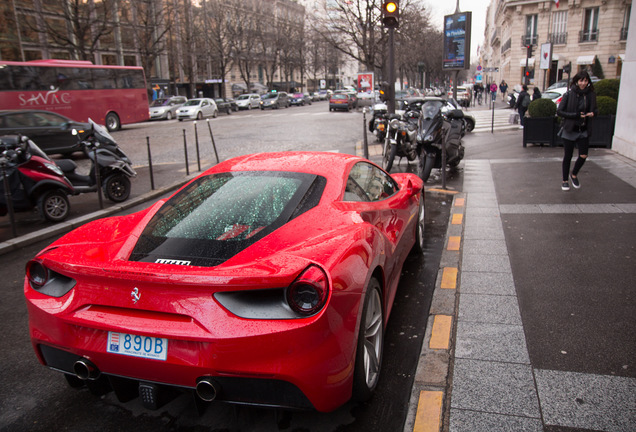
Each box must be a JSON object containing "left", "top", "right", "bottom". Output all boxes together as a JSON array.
[
  {"left": 576, "top": 55, "right": 595, "bottom": 65},
  {"left": 519, "top": 57, "right": 535, "bottom": 67}
]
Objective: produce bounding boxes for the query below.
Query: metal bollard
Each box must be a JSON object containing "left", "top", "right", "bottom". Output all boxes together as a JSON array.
[
  {"left": 206, "top": 119, "right": 220, "bottom": 164},
  {"left": 1, "top": 161, "right": 17, "bottom": 238},
  {"left": 362, "top": 108, "right": 369, "bottom": 159},
  {"left": 93, "top": 145, "right": 103, "bottom": 209},
  {"left": 182, "top": 129, "right": 189, "bottom": 176},
  {"left": 194, "top": 121, "right": 201, "bottom": 171},
  {"left": 146, "top": 136, "right": 155, "bottom": 190}
]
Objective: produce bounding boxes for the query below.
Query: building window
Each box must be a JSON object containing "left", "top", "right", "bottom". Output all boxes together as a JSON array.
[
  {"left": 550, "top": 10, "right": 568, "bottom": 45},
  {"left": 580, "top": 7, "right": 599, "bottom": 42},
  {"left": 524, "top": 14, "right": 538, "bottom": 45},
  {"left": 620, "top": 5, "right": 631, "bottom": 40}
]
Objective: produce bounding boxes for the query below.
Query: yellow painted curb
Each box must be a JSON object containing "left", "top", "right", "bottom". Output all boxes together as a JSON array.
[
  {"left": 413, "top": 390, "right": 444, "bottom": 432},
  {"left": 454, "top": 197, "right": 465, "bottom": 207},
  {"left": 451, "top": 213, "right": 463, "bottom": 224},
  {"left": 430, "top": 315, "right": 452, "bottom": 350},
  {"left": 447, "top": 236, "right": 461, "bottom": 251},
  {"left": 441, "top": 267, "right": 457, "bottom": 289}
]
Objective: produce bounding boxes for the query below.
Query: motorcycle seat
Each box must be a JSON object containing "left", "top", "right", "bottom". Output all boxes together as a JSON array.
[{"left": 55, "top": 159, "right": 78, "bottom": 173}]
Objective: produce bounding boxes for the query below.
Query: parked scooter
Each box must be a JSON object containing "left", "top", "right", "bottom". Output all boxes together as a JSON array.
[
  {"left": 417, "top": 99, "right": 465, "bottom": 182},
  {"left": 368, "top": 103, "right": 389, "bottom": 143},
  {"left": 55, "top": 119, "right": 136, "bottom": 202},
  {"left": 382, "top": 108, "right": 420, "bottom": 172},
  {"left": 0, "top": 135, "right": 74, "bottom": 222}
]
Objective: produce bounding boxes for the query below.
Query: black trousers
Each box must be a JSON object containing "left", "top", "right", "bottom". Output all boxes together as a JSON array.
[{"left": 562, "top": 137, "right": 589, "bottom": 182}]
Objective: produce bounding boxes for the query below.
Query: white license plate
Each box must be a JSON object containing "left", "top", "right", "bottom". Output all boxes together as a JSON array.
[{"left": 107, "top": 332, "right": 168, "bottom": 361}]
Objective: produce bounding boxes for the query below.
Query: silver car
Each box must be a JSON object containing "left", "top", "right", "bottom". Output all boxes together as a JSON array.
[
  {"left": 235, "top": 93, "right": 261, "bottom": 110},
  {"left": 149, "top": 96, "right": 187, "bottom": 120},
  {"left": 176, "top": 98, "right": 218, "bottom": 121}
]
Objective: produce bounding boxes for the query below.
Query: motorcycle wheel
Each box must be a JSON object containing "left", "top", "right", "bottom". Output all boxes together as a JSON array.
[
  {"left": 37, "top": 189, "right": 70, "bottom": 222},
  {"left": 104, "top": 174, "right": 131, "bottom": 202},
  {"left": 383, "top": 142, "right": 397, "bottom": 172},
  {"left": 419, "top": 152, "right": 435, "bottom": 182},
  {"left": 465, "top": 119, "right": 475, "bottom": 132}
]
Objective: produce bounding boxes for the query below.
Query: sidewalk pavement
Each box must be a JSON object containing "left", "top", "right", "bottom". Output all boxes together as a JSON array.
[{"left": 361, "top": 132, "right": 636, "bottom": 432}]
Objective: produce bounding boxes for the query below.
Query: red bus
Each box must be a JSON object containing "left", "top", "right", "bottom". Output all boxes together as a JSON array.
[{"left": 0, "top": 59, "right": 149, "bottom": 131}]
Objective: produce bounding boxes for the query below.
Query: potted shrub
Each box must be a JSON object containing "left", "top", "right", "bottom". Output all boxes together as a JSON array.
[
  {"left": 523, "top": 98, "right": 557, "bottom": 147},
  {"left": 590, "top": 79, "right": 619, "bottom": 148}
]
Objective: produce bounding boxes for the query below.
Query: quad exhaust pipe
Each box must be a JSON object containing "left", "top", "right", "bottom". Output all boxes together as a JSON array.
[
  {"left": 196, "top": 378, "right": 220, "bottom": 402},
  {"left": 73, "top": 358, "right": 100, "bottom": 380}
]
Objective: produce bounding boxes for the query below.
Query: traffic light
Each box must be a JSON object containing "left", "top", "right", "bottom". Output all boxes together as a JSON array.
[
  {"left": 526, "top": 44, "right": 533, "bottom": 58},
  {"left": 382, "top": 1, "right": 399, "bottom": 28},
  {"left": 379, "top": 82, "right": 390, "bottom": 102}
]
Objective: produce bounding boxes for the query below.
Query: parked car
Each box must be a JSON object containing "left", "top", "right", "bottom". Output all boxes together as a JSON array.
[
  {"left": 290, "top": 93, "right": 312, "bottom": 106},
  {"left": 0, "top": 110, "right": 89, "bottom": 155},
  {"left": 310, "top": 92, "right": 321, "bottom": 101},
  {"left": 329, "top": 94, "right": 353, "bottom": 112},
  {"left": 541, "top": 87, "right": 568, "bottom": 106},
  {"left": 260, "top": 92, "right": 289, "bottom": 109},
  {"left": 176, "top": 98, "right": 218, "bottom": 121},
  {"left": 148, "top": 96, "right": 187, "bottom": 121},
  {"left": 23, "top": 151, "right": 425, "bottom": 413},
  {"left": 447, "top": 86, "right": 471, "bottom": 107},
  {"left": 317, "top": 90, "right": 329, "bottom": 100},
  {"left": 235, "top": 93, "right": 261, "bottom": 110},
  {"left": 335, "top": 90, "right": 358, "bottom": 108},
  {"left": 214, "top": 98, "right": 237, "bottom": 115}
]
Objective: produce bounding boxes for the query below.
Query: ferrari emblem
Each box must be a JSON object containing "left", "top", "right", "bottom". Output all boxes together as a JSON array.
[{"left": 131, "top": 287, "right": 141, "bottom": 304}]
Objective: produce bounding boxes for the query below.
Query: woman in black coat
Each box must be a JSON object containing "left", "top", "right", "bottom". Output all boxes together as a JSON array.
[{"left": 556, "top": 71, "right": 598, "bottom": 191}]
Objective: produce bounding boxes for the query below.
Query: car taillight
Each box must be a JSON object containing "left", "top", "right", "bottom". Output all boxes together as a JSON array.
[
  {"left": 555, "top": 96, "right": 563, "bottom": 105},
  {"left": 26, "top": 260, "right": 48, "bottom": 288},
  {"left": 286, "top": 265, "right": 329, "bottom": 316}
]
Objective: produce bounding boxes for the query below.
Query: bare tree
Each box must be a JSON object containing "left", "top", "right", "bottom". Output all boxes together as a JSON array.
[
  {"left": 201, "top": 0, "right": 233, "bottom": 97},
  {"left": 121, "top": 0, "right": 171, "bottom": 79},
  {"left": 19, "top": 0, "right": 114, "bottom": 61}
]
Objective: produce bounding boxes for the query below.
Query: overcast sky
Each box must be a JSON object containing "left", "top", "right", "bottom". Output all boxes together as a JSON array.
[{"left": 427, "top": 0, "right": 487, "bottom": 62}]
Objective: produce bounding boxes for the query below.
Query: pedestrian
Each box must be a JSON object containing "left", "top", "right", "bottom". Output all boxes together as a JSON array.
[
  {"left": 557, "top": 71, "right": 598, "bottom": 191},
  {"left": 499, "top": 80, "right": 508, "bottom": 102},
  {"left": 532, "top": 87, "right": 542, "bottom": 100},
  {"left": 515, "top": 84, "right": 530, "bottom": 127},
  {"left": 490, "top": 82, "right": 497, "bottom": 103}
]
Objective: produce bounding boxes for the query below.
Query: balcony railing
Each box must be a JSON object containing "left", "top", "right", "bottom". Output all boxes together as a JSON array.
[
  {"left": 620, "top": 27, "right": 629, "bottom": 40},
  {"left": 579, "top": 29, "right": 599, "bottom": 42},
  {"left": 521, "top": 34, "right": 538, "bottom": 46},
  {"left": 501, "top": 38, "right": 511, "bottom": 54},
  {"left": 549, "top": 32, "right": 568, "bottom": 45}
]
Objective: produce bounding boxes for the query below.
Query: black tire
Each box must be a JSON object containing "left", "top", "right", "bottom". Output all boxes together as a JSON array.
[
  {"left": 382, "top": 141, "right": 397, "bottom": 172},
  {"left": 166, "top": 111, "right": 173, "bottom": 120},
  {"left": 196, "top": 111, "right": 203, "bottom": 120},
  {"left": 411, "top": 197, "right": 425, "bottom": 255},
  {"left": 465, "top": 119, "right": 475, "bottom": 132},
  {"left": 352, "top": 278, "right": 384, "bottom": 402},
  {"left": 104, "top": 174, "right": 131, "bottom": 202},
  {"left": 226, "top": 107, "right": 231, "bottom": 115},
  {"left": 213, "top": 109, "right": 218, "bottom": 118},
  {"left": 105, "top": 112, "right": 120, "bottom": 131},
  {"left": 37, "top": 189, "right": 70, "bottom": 222},
  {"left": 420, "top": 152, "right": 435, "bottom": 182}
]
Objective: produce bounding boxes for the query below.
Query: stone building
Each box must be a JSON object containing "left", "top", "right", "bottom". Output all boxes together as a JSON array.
[{"left": 480, "top": 0, "right": 631, "bottom": 90}]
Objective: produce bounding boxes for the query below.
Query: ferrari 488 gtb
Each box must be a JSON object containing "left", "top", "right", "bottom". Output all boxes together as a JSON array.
[{"left": 24, "top": 151, "right": 425, "bottom": 412}]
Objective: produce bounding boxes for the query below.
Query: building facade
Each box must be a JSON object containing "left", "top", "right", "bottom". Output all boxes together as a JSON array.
[{"left": 480, "top": 0, "right": 631, "bottom": 90}]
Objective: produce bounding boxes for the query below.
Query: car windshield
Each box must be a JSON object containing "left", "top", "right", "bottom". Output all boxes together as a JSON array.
[
  {"left": 262, "top": 93, "right": 277, "bottom": 100},
  {"left": 332, "top": 94, "right": 347, "bottom": 100},
  {"left": 130, "top": 171, "right": 326, "bottom": 266},
  {"left": 150, "top": 98, "right": 169, "bottom": 107},
  {"left": 237, "top": 95, "right": 249, "bottom": 100},
  {"left": 542, "top": 92, "right": 562, "bottom": 100},
  {"left": 183, "top": 99, "right": 202, "bottom": 106}
]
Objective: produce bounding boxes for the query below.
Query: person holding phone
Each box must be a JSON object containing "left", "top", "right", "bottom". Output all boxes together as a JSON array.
[{"left": 557, "top": 71, "right": 598, "bottom": 191}]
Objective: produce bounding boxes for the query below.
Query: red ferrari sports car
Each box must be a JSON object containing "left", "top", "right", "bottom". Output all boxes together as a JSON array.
[{"left": 24, "top": 151, "right": 425, "bottom": 413}]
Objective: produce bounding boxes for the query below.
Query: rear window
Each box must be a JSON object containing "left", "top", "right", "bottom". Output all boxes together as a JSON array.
[{"left": 130, "top": 171, "right": 326, "bottom": 266}]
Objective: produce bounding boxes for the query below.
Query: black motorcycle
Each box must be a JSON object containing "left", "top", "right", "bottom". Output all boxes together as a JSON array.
[
  {"left": 382, "top": 109, "right": 420, "bottom": 172},
  {"left": 55, "top": 119, "right": 136, "bottom": 202},
  {"left": 417, "top": 99, "right": 465, "bottom": 182},
  {"left": 368, "top": 104, "right": 389, "bottom": 143}
]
